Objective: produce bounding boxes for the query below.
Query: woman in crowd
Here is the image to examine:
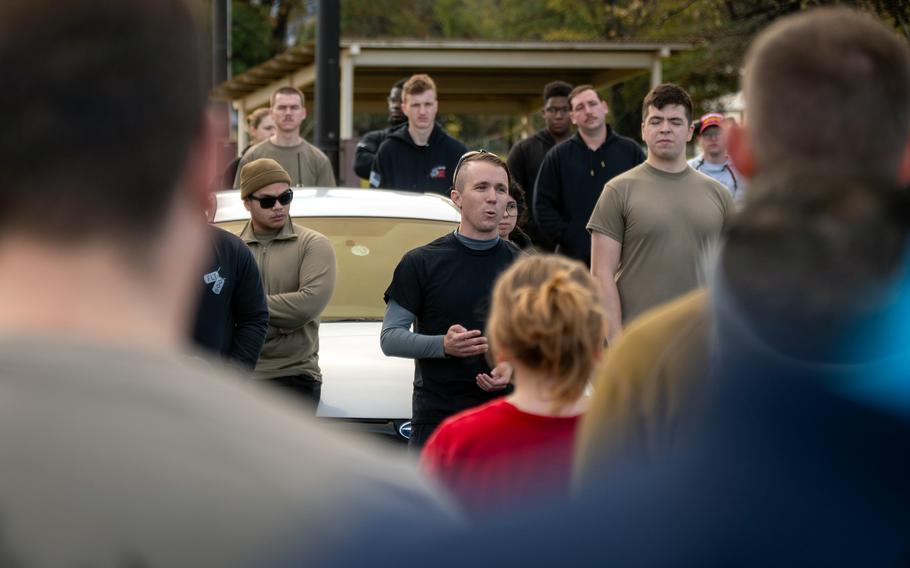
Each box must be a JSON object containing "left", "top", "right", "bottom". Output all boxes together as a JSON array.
[
  {"left": 420, "top": 254, "right": 605, "bottom": 517},
  {"left": 222, "top": 108, "right": 276, "bottom": 188},
  {"left": 499, "top": 181, "right": 534, "bottom": 250}
]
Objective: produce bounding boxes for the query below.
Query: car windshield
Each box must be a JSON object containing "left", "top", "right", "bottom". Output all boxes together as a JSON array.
[{"left": 217, "top": 216, "right": 458, "bottom": 322}]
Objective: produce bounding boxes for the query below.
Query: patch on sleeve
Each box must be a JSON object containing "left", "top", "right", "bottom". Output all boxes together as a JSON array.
[{"left": 369, "top": 170, "right": 381, "bottom": 187}]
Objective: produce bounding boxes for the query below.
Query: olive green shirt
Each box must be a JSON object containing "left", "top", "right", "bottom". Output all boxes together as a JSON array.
[
  {"left": 235, "top": 139, "right": 336, "bottom": 188},
  {"left": 241, "top": 220, "right": 336, "bottom": 380},
  {"left": 587, "top": 162, "right": 733, "bottom": 322},
  {"left": 573, "top": 289, "right": 711, "bottom": 492}
]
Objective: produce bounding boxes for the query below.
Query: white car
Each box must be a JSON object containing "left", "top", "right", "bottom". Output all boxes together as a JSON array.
[{"left": 215, "top": 187, "right": 460, "bottom": 440}]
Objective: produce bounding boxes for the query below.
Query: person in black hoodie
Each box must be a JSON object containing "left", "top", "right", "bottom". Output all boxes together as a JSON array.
[
  {"left": 192, "top": 196, "right": 269, "bottom": 369},
  {"left": 353, "top": 78, "right": 407, "bottom": 180},
  {"left": 369, "top": 74, "right": 467, "bottom": 196},
  {"left": 507, "top": 80, "right": 573, "bottom": 250},
  {"left": 533, "top": 85, "right": 645, "bottom": 265}
]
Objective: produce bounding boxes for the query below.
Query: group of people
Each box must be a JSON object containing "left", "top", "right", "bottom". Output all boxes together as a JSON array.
[{"left": 3, "top": 0, "right": 910, "bottom": 565}]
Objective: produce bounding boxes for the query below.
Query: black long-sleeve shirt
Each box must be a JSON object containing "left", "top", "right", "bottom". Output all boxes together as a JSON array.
[
  {"left": 192, "top": 226, "right": 269, "bottom": 369},
  {"left": 533, "top": 129, "right": 644, "bottom": 265}
]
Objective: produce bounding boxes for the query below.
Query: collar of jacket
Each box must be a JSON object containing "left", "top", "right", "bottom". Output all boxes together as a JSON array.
[
  {"left": 570, "top": 125, "right": 615, "bottom": 152},
  {"left": 239, "top": 218, "right": 297, "bottom": 244}
]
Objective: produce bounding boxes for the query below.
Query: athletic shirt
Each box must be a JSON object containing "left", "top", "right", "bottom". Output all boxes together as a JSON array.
[
  {"left": 421, "top": 399, "right": 581, "bottom": 517},
  {"left": 384, "top": 232, "right": 520, "bottom": 425}
]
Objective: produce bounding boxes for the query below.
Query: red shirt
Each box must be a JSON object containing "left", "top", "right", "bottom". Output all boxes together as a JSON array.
[{"left": 420, "top": 399, "right": 580, "bottom": 517}]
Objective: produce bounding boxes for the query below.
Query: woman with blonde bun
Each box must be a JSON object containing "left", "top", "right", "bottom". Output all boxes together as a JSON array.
[{"left": 421, "top": 254, "right": 605, "bottom": 516}]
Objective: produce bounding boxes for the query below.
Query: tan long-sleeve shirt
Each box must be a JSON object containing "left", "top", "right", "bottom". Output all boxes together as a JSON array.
[{"left": 241, "top": 220, "right": 336, "bottom": 380}]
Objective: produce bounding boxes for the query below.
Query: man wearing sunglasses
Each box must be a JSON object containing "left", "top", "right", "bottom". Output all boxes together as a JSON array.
[{"left": 239, "top": 158, "right": 337, "bottom": 411}]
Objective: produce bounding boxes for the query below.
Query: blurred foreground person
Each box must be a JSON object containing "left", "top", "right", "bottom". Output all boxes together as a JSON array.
[
  {"left": 498, "top": 181, "right": 533, "bottom": 250},
  {"left": 0, "top": 1, "right": 450, "bottom": 565},
  {"left": 192, "top": 193, "right": 269, "bottom": 369},
  {"left": 421, "top": 255, "right": 604, "bottom": 517},
  {"left": 574, "top": 6, "right": 910, "bottom": 490}
]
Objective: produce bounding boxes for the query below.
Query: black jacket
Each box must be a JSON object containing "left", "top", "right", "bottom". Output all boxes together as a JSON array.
[
  {"left": 533, "top": 128, "right": 645, "bottom": 265},
  {"left": 192, "top": 226, "right": 269, "bottom": 369},
  {"left": 369, "top": 124, "right": 467, "bottom": 196},
  {"left": 507, "top": 128, "right": 561, "bottom": 250},
  {"left": 353, "top": 121, "right": 407, "bottom": 180}
]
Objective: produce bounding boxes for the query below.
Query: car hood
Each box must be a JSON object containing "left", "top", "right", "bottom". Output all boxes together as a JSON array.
[{"left": 317, "top": 321, "right": 413, "bottom": 419}]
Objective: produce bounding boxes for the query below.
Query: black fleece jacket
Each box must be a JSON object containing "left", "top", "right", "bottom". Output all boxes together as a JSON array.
[
  {"left": 192, "top": 226, "right": 269, "bottom": 369},
  {"left": 533, "top": 128, "right": 644, "bottom": 264},
  {"left": 369, "top": 124, "right": 467, "bottom": 196},
  {"left": 507, "top": 128, "right": 561, "bottom": 250}
]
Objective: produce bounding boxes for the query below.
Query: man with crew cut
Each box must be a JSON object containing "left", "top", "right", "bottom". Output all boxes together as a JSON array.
[
  {"left": 507, "top": 80, "right": 574, "bottom": 250},
  {"left": 588, "top": 83, "right": 733, "bottom": 342},
  {"left": 370, "top": 74, "right": 467, "bottom": 195},
  {"left": 381, "top": 151, "right": 520, "bottom": 449},
  {"left": 234, "top": 86, "right": 336, "bottom": 188}
]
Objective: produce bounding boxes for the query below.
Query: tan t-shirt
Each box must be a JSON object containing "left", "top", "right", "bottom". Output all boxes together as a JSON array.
[
  {"left": 587, "top": 162, "right": 733, "bottom": 322},
  {"left": 235, "top": 139, "right": 336, "bottom": 188}
]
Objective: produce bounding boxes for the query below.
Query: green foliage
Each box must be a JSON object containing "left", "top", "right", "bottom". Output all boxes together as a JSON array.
[
  {"left": 232, "top": 0, "right": 910, "bottom": 145},
  {"left": 231, "top": 1, "right": 274, "bottom": 76}
]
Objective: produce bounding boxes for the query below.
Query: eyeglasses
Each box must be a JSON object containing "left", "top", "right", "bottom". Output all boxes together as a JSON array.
[
  {"left": 544, "top": 106, "right": 570, "bottom": 115},
  {"left": 503, "top": 202, "right": 521, "bottom": 217},
  {"left": 248, "top": 189, "right": 293, "bottom": 209}
]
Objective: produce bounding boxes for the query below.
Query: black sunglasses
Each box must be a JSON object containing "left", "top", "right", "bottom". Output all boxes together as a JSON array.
[{"left": 248, "top": 189, "right": 293, "bottom": 209}]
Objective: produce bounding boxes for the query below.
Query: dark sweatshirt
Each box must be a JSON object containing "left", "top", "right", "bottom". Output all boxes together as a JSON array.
[
  {"left": 354, "top": 121, "right": 407, "bottom": 180},
  {"left": 369, "top": 124, "right": 467, "bottom": 196},
  {"left": 507, "top": 128, "right": 561, "bottom": 250},
  {"left": 192, "top": 226, "right": 269, "bottom": 369},
  {"left": 533, "top": 128, "right": 645, "bottom": 265}
]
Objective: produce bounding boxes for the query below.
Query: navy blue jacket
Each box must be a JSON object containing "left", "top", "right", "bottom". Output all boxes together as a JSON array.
[
  {"left": 533, "top": 128, "right": 644, "bottom": 264},
  {"left": 192, "top": 226, "right": 269, "bottom": 369}
]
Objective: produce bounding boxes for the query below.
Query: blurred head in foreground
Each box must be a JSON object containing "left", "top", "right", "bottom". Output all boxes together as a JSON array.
[
  {"left": 730, "top": 7, "right": 910, "bottom": 185},
  {"left": 0, "top": 0, "right": 214, "bottom": 343}
]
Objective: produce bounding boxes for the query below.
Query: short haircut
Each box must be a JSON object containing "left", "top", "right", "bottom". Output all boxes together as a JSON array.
[
  {"left": 722, "top": 169, "right": 907, "bottom": 356},
  {"left": 402, "top": 74, "right": 437, "bottom": 102},
  {"left": 543, "top": 81, "right": 573, "bottom": 102},
  {"left": 0, "top": 0, "right": 206, "bottom": 249},
  {"left": 452, "top": 150, "right": 511, "bottom": 192},
  {"left": 568, "top": 84, "right": 599, "bottom": 108},
  {"left": 488, "top": 255, "right": 606, "bottom": 411},
  {"left": 270, "top": 86, "right": 305, "bottom": 107},
  {"left": 744, "top": 7, "right": 910, "bottom": 179},
  {"left": 247, "top": 107, "right": 271, "bottom": 129},
  {"left": 392, "top": 78, "right": 407, "bottom": 90},
  {"left": 642, "top": 83, "right": 693, "bottom": 123}
]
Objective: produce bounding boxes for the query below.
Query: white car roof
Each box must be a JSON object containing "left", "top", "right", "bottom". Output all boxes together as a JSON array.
[{"left": 214, "top": 187, "right": 461, "bottom": 223}]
